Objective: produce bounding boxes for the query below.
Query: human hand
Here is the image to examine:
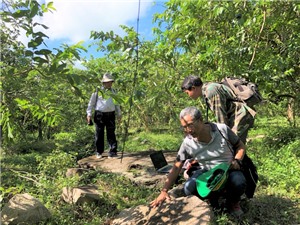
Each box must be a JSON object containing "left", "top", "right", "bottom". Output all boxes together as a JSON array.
[
  {"left": 231, "top": 159, "right": 242, "bottom": 170},
  {"left": 183, "top": 170, "right": 190, "bottom": 180},
  {"left": 87, "top": 116, "right": 93, "bottom": 125},
  {"left": 150, "top": 191, "right": 170, "bottom": 208}
]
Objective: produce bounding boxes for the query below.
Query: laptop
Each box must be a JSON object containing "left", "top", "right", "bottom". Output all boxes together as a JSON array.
[{"left": 150, "top": 151, "right": 173, "bottom": 173}]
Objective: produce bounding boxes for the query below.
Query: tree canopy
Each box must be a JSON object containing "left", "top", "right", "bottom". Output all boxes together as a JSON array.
[{"left": 1, "top": 0, "right": 299, "bottom": 145}]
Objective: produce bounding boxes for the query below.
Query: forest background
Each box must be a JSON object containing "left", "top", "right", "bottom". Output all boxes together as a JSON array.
[{"left": 1, "top": 1, "right": 300, "bottom": 224}]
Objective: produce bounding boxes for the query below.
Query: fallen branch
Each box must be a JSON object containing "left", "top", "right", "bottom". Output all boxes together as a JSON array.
[{"left": 9, "top": 168, "right": 42, "bottom": 186}]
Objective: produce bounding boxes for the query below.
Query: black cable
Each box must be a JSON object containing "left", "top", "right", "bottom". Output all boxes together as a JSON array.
[{"left": 120, "top": 0, "right": 141, "bottom": 162}]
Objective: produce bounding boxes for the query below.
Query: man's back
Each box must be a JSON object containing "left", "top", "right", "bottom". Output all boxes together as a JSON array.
[{"left": 202, "top": 82, "right": 255, "bottom": 143}]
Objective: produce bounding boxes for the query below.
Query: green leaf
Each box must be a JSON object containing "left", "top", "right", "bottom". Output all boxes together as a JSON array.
[
  {"left": 25, "top": 50, "right": 34, "bottom": 57},
  {"left": 7, "top": 122, "right": 14, "bottom": 139},
  {"left": 34, "top": 49, "right": 52, "bottom": 56},
  {"left": 30, "top": 1, "right": 39, "bottom": 18},
  {"left": 12, "top": 9, "right": 29, "bottom": 18},
  {"left": 33, "top": 56, "right": 48, "bottom": 64}
]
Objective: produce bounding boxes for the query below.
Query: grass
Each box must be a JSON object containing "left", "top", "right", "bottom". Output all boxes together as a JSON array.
[
  {"left": 121, "top": 129, "right": 183, "bottom": 152},
  {"left": 1, "top": 116, "right": 300, "bottom": 225}
]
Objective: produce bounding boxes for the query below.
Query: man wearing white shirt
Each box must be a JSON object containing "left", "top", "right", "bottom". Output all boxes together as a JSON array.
[{"left": 86, "top": 73, "right": 121, "bottom": 159}]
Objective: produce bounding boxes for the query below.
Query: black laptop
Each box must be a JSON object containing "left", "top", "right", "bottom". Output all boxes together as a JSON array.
[{"left": 150, "top": 151, "right": 173, "bottom": 173}]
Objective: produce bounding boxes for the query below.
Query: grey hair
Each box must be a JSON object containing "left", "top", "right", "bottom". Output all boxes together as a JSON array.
[{"left": 179, "top": 106, "right": 203, "bottom": 121}]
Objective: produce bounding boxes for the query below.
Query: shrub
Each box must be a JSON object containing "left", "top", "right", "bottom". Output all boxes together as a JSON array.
[
  {"left": 35, "top": 149, "right": 79, "bottom": 205},
  {"left": 54, "top": 125, "right": 95, "bottom": 159},
  {"left": 264, "top": 126, "right": 300, "bottom": 148}
]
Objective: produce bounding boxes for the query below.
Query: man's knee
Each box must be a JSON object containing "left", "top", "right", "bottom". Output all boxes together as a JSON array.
[
  {"left": 184, "top": 178, "right": 198, "bottom": 196},
  {"left": 228, "top": 171, "right": 246, "bottom": 192}
]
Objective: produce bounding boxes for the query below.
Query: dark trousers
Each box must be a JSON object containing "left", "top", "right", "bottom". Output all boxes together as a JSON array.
[
  {"left": 184, "top": 169, "right": 246, "bottom": 204},
  {"left": 94, "top": 111, "right": 117, "bottom": 154}
]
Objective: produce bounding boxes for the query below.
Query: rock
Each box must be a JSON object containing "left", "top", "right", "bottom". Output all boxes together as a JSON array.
[
  {"left": 1, "top": 193, "right": 51, "bottom": 225},
  {"left": 76, "top": 152, "right": 214, "bottom": 224},
  {"left": 111, "top": 195, "right": 213, "bottom": 225},
  {"left": 66, "top": 168, "right": 88, "bottom": 177},
  {"left": 61, "top": 185, "right": 101, "bottom": 204}
]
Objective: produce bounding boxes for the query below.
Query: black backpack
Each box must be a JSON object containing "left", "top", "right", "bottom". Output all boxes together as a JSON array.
[{"left": 221, "top": 77, "right": 263, "bottom": 108}]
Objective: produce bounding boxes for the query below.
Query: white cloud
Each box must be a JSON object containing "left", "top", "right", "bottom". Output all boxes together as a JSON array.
[{"left": 36, "top": 0, "right": 154, "bottom": 44}]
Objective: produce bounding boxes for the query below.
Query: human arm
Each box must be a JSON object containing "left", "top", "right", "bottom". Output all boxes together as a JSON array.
[
  {"left": 227, "top": 127, "right": 246, "bottom": 169},
  {"left": 86, "top": 93, "right": 97, "bottom": 123},
  {"left": 230, "top": 139, "right": 246, "bottom": 170},
  {"left": 150, "top": 161, "right": 183, "bottom": 208},
  {"left": 233, "top": 140, "right": 245, "bottom": 160}
]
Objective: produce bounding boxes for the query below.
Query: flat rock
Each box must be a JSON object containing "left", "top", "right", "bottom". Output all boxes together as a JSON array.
[
  {"left": 77, "top": 150, "right": 177, "bottom": 186},
  {"left": 111, "top": 195, "right": 213, "bottom": 225}
]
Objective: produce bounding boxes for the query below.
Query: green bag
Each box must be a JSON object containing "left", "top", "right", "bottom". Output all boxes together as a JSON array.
[{"left": 196, "top": 163, "right": 230, "bottom": 198}]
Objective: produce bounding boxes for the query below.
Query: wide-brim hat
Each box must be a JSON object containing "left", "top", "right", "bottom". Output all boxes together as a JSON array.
[
  {"left": 196, "top": 162, "right": 230, "bottom": 198},
  {"left": 101, "top": 73, "right": 114, "bottom": 82}
]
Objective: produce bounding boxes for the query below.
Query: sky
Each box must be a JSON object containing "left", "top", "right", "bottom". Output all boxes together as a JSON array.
[{"left": 28, "top": 0, "right": 167, "bottom": 66}]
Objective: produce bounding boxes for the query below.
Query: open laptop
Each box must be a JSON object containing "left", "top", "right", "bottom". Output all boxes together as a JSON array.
[{"left": 150, "top": 151, "right": 173, "bottom": 173}]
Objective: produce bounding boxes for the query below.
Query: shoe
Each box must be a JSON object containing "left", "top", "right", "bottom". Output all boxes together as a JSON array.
[
  {"left": 96, "top": 153, "right": 102, "bottom": 159},
  {"left": 108, "top": 152, "right": 118, "bottom": 158},
  {"left": 229, "top": 201, "right": 244, "bottom": 218}
]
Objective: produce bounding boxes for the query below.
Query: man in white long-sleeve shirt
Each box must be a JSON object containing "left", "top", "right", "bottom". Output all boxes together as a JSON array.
[{"left": 86, "top": 73, "right": 122, "bottom": 159}]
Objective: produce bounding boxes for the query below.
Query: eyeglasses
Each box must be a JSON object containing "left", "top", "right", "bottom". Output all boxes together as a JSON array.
[{"left": 181, "top": 119, "right": 199, "bottom": 131}]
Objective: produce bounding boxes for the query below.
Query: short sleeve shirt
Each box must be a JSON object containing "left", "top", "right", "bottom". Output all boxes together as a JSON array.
[{"left": 176, "top": 123, "right": 239, "bottom": 170}]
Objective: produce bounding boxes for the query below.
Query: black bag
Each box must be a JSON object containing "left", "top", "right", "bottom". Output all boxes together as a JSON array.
[{"left": 241, "top": 154, "right": 259, "bottom": 198}]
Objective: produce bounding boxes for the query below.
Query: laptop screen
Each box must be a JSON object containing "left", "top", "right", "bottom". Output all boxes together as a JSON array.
[{"left": 150, "top": 151, "right": 168, "bottom": 170}]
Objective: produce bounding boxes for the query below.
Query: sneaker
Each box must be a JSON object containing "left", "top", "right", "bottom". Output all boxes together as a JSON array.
[
  {"left": 96, "top": 153, "right": 102, "bottom": 159},
  {"left": 229, "top": 201, "right": 244, "bottom": 218},
  {"left": 108, "top": 152, "right": 118, "bottom": 158}
]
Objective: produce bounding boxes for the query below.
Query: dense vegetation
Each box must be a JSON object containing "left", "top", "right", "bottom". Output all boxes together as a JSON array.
[{"left": 1, "top": 0, "right": 299, "bottom": 224}]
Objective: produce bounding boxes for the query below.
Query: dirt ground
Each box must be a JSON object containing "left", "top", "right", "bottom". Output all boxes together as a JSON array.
[{"left": 77, "top": 150, "right": 178, "bottom": 185}]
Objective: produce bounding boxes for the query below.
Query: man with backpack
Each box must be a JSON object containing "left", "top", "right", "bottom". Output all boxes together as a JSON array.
[{"left": 181, "top": 75, "right": 258, "bottom": 144}]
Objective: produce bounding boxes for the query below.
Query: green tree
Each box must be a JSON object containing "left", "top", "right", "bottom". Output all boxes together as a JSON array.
[
  {"left": 1, "top": 0, "right": 87, "bottom": 144},
  {"left": 152, "top": 0, "right": 300, "bottom": 125}
]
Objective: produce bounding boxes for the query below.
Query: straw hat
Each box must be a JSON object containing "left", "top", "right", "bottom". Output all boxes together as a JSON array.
[{"left": 101, "top": 73, "right": 114, "bottom": 82}]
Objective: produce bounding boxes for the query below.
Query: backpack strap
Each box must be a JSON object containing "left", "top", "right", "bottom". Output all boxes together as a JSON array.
[
  {"left": 214, "top": 123, "right": 236, "bottom": 155},
  {"left": 94, "top": 87, "right": 98, "bottom": 109},
  {"left": 201, "top": 83, "right": 210, "bottom": 123},
  {"left": 205, "top": 98, "right": 209, "bottom": 123}
]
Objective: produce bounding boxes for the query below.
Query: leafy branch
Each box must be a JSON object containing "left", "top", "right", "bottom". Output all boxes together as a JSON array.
[{"left": 249, "top": 6, "right": 266, "bottom": 69}]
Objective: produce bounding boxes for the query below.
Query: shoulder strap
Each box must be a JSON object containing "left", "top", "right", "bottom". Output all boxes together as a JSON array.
[
  {"left": 205, "top": 98, "right": 209, "bottom": 122},
  {"left": 94, "top": 87, "right": 98, "bottom": 108},
  {"left": 214, "top": 124, "right": 235, "bottom": 155}
]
